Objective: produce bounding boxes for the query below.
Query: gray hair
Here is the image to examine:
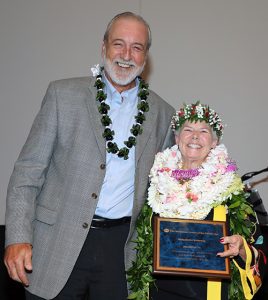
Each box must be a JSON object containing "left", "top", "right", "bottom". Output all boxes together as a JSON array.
[
  {"left": 103, "top": 12, "right": 152, "bottom": 50},
  {"left": 174, "top": 126, "right": 220, "bottom": 144}
]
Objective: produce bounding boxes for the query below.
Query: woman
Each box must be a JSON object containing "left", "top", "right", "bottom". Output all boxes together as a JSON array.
[{"left": 127, "top": 102, "right": 267, "bottom": 300}]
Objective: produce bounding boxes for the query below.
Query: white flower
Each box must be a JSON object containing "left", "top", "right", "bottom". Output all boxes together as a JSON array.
[{"left": 91, "top": 64, "right": 101, "bottom": 77}]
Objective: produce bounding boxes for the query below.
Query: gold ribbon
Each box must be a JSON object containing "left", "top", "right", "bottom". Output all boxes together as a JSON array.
[
  {"left": 207, "top": 205, "right": 226, "bottom": 300},
  {"left": 233, "top": 237, "right": 260, "bottom": 299}
]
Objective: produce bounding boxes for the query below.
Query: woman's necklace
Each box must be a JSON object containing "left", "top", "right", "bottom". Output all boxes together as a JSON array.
[
  {"left": 171, "top": 168, "right": 200, "bottom": 181},
  {"left": 171, "top": 160, "right": 200, "bottom": 181},
  {"left": 148, "top": 144, "right": 238, "bottom": 219},
  {"left": 94, "top": 71, "right": 150, "bottom": 160}
]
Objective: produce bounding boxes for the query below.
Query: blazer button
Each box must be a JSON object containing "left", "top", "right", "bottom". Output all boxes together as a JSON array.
[
  {"left": 91, "top": 193, "right": 98, "bottom": 199},
  {"left": 100, "top": 163, "right": 106, "bottom": 170},
  {"left": 82, "top": 222, "right": 88, "bottom": 229}
]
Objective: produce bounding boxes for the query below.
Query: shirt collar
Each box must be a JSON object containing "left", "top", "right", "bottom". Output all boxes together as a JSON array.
[{"left": 103, "top": 73, "right": 139, "bottom": 101}]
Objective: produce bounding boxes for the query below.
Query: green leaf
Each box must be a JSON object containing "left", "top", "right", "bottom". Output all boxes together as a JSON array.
[
  {"left": 127, "top": 292, "right": 138, "bottom": 299},
  {"left": 226, "top": 191, "right": 256, "bottom": 299},
  {"left": 228, "top": 201, "right": 241, "bottom": 209}
]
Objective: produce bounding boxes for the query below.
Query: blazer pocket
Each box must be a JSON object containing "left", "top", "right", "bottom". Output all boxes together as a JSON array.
[{"left": 35, "top": 205, "right": 58, "bottom": 225}]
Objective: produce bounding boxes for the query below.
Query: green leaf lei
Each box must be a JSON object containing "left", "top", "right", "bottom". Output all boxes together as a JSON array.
[
  {"left": 94, "top": 69, "right": 149, "bottom": 160},
  {"left": 127, "top": 190, "right": 256, "bottom": 300}
]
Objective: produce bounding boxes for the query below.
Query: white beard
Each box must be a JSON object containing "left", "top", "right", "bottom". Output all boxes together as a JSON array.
[{"left": 103, "top": 52, "right": 145, "bottom": 86}]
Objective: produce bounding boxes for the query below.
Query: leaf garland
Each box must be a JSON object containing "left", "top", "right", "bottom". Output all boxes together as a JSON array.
[
  {"left": 94, "top": 72, "right": 149, "bottom": 160},
  {"left": 224, "top": 191, "right": 256, "bottom": 300},
  {"left": 127, "top": 203, "right": 154, "bottom": 300},
  {"left": 127, "top": 190, "right": 256, "bottom": 300}
]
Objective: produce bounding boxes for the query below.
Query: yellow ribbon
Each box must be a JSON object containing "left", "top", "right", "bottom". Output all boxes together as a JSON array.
[
  {"left": 233, "top": 237, "right": 260, "bottom": 299},
  {"left": 207, "top": 205, "right": 226, "bottom": 300}
]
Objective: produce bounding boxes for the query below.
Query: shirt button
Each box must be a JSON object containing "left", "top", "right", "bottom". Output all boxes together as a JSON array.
[
  {"left": 91, "top": 193, "right": 98, "bottom": 199},
  {"left": 100, "top": 163, "right": 106, "bottom": 170},
  {"left": 82, "top": 222, "right": 88, "bottom": 229}
]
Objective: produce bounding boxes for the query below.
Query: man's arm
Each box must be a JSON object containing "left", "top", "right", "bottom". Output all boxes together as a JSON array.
[{"left": 5, "top": 82, "right": 58, "bottom": 284}]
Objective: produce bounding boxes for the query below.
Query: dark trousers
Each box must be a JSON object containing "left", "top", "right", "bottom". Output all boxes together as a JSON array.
[
  {"left": 25, "top": 222, "right": 130, "bottom": 300},
  {"left": 151, "top": 277, "right": 228, "bottom": 300}
]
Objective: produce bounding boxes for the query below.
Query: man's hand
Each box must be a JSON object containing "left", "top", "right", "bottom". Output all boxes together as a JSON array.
[{"left": 4, "top": 243, "right": 32, "bottom": 286}]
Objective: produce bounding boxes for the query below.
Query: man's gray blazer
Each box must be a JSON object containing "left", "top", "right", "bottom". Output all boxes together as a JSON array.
[{"left": 5, "top": 76, "right": 175, "bottom": 299}]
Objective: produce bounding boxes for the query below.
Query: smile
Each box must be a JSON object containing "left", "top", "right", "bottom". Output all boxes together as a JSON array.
[
  {"left": 116, "top": 61, "right": 135, "bottom": 68},
  {"left": 188, "top": 143, "right": 201, "bottom": 149}
]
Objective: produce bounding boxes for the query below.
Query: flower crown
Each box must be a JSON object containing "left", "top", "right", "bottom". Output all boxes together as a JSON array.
[{"left": 171, "top": 101, "right": 224, "bottom": 138}]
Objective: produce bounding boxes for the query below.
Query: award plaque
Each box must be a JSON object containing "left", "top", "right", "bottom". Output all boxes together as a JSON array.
[{"left": 153, "top": 216, "right": 230, "bottom": 279}]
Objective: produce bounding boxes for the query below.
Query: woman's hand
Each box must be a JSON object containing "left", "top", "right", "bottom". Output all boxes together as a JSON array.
[{"left": 217, "top": 234, "right": 247, "bottom": 261}]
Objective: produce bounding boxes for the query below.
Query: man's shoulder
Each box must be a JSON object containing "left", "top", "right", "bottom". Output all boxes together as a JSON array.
[
  {"left": 43, "top": 76, "right": 97, "bottom": 100},
  {"left": 49, "top": 76, "right": 94, "bottom": 89}
]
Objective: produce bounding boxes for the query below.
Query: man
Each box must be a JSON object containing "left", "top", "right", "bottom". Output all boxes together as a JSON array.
[{"left": 4, "top": 12, "right": 175, "bottom": 300}]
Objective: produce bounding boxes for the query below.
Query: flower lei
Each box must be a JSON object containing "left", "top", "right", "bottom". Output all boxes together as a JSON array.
[
  {"left": 171, "top": 101, "right": 224, "bottom": 138},
  {"left": 148, "top": 144, "right": 239, "bottom": 220},
  {"left": 91, "top": 64, "right": 149, "bottom": 160},
  {"left": 127, "top": 144, "right": 256, "bottom": 300}
]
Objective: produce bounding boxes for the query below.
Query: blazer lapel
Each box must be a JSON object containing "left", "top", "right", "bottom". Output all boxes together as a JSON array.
[
  {"left": 135, "top": 94, "right": 157, "bottom": 164},
  {"left": 85, "top": 78, "right": 106, "bottom": 160}
]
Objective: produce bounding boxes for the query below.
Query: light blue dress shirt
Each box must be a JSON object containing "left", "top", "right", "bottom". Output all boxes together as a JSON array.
[{"left": 95, "top": 75, "right": 139, "bottom": 219}]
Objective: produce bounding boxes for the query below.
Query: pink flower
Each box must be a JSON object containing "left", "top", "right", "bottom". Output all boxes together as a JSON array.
[
  {"left": 186, "top": 192, "right": 198, "bottom": 202},
  {"left": 216, "top": 164, "right": 226, "bottom": 174},
  {"left": 172, "top": 169, "right": 200, "bottom": 181},
  {"left": 171, "top": 151, "right": 177, "bottom": 158},
  {"left": 226, "top": 162, "right": 237, "bottom": 172},
  {"left": 158, "top": 167, "right": 171, "bottom": 173},
  {"left": 166, "top": 194, "right": 178, "bottom": 203}
]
